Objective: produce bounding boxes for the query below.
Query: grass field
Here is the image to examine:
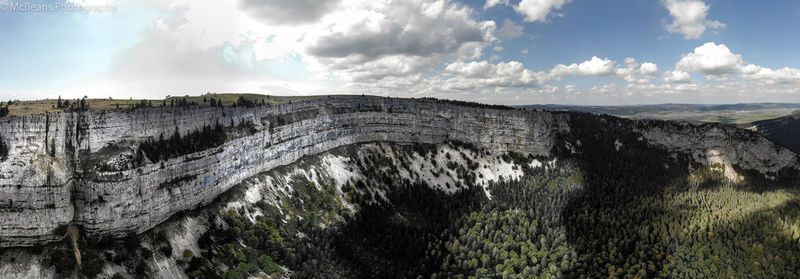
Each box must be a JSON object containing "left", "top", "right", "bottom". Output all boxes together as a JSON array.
[
  {"left": 4, "top": 95, "right": 799, "bottom": 128},
  {"left": 1, "top": 93, "right": 340, "bottom": 116},
  {"left": 522, "top": 103, "right": 800, "bottom": 127},
  {"left": 620, "top": 109, "right": 800, "bottom": 127}
]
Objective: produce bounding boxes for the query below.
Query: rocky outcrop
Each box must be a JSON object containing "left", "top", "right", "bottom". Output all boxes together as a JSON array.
[
  {"left": 0, "top": 97, "right": 568, "bottom": 247},
  {"left": 635, "top": 121, "right": 798, "bottom": 176}
]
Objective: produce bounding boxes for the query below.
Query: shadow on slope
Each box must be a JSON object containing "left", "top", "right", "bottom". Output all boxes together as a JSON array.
[
  {"left": 751, "top": 112, "right": 800, "bottom": 154},
  {"left": 557, "top": 112, "right": 800, "bottom": 278}
]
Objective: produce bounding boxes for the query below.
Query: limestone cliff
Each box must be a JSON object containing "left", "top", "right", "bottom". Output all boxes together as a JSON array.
[
  {"left": 0, "top": 97, "right": 567, "bottom": 247},
  {"left": 634, "top": 120, "right": 799, "bottom": 179},
  {"left": 0, "top": 96, "right": 797, "bottom": 247}
]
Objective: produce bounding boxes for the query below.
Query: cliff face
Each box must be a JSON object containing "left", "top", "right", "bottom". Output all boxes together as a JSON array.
[
  {"left": 0, "top": 97, "right": 568, "bottom": 247},
  {"left": 0, "top": 97, "right": 797, "bottom": 248},
  {"left": 0, "top": 113, "right": 76, "bottom": 246},
  {"left": 634, "top": 120, "right": 798, "bottom": 178}
]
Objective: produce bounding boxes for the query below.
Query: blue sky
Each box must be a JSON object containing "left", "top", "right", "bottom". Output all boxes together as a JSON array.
[
  {"left": 473, "top": 0, "right": 800, "bottom": 71},
  {"left": 1, "top": 0, "right": 799, "bottom": 105}
]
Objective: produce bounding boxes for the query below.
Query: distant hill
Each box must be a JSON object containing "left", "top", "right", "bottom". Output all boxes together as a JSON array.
[
  {"left": 519, "top": 103, "right": 800, "bottom": 155},
  {"left": 519, "top": 103, "right": 800, "bottom": 125},
  {"left": 519, "top": 103, "right": 800, "bottom": 116},
  {"left": 748, "top": 111, "right": 800, "bottom": 154}
]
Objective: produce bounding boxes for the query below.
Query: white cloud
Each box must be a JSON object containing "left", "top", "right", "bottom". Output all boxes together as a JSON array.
[
  {"left": 663, "top": 70, "right": 692, "bottom": 83},
  {"left": 515, "top": 0, "right": 572, "bottom": 22},
  {"left": 640, "top": 62, "right": 659, "bottom": 75},
  {"left": 237, "top": 0, "right": 340, "bottom": 26},
  {"left": 521, "top": 48, "right": 528, "bottom": 54},
  {"left": 304, "top": 0, "right": 496, "bottom": 82},
  {"left": 483, "top": 0, "right": 508, "bottom": 10},
  {"left": 587, "top": 83, "right": 621, "bottom": 95},
  {"left": 624, "top": 57, "right": 638, "bottom": 68},
  {"left": 129, "top": 0, "right": 497, "bottom": 87},
  {"left": 549, "top": 57, "right": 656, "bottom": 85},
  {"left": 676, "top": 42, "right": 742, "bottom": 75},
  {"left": 441, "top": 60, "right": 549, "bottom": 89},
  {"left": 661, "top": 0, "right": 725, "bottom": 39},
  {"left": 672, "top": 42, "right": 800, "bottom": 84},
  {"left": 498, "top": 19, "right": 524, "bottom": 40},
  {"left": 741, "top": 65, "right": 800, "bottom": 84},
  {"left": 550, "top": 56, "right": 619, "bottom": 77}
]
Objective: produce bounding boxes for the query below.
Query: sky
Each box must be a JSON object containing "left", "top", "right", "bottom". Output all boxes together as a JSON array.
[{"left": 0, "top": 0, "right": 799, "bottom": 105}]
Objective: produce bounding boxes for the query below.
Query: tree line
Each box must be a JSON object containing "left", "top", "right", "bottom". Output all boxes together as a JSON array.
[{"left": 136, "top": 121, "right": 227, "bottom": 164}]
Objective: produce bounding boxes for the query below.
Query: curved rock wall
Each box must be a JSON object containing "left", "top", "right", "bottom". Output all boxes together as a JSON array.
[
  {"left": 0, "top": 97, "right": 568, "bottom": 247},
  {"left": 1, "top": 96, "right": 796, "bottom": 247}
]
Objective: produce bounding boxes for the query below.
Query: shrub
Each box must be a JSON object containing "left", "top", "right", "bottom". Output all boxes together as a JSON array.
[
  {"left": 225, "top": 269, "right": 243, "bottom": 279},
  {"left": 259, "top": 255, "right": 281, "bottom": 274}
]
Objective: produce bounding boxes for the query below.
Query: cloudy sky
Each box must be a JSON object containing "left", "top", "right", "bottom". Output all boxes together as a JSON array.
[{"left": 1, "top": 0, "right": 799, "bottom": 105}]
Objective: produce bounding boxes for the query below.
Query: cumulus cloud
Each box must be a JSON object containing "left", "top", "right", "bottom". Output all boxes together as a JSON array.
[
  {"left": 515, "top": 0, "right": 572, "bottom": 22},
  {"left": 487, "top": 0, "right": 571, "bottom": 23},
  {"left": 675, "top": 42, "right": 742, "bottom": 75},
  {"left": 671, "top": 42, "right": 800, "bottom": 84},
  {"left": 663, "top": 70, "right": 692, "bottom": 83},
  {"left": 304, "top": 0, "right": 496, "bottom": 82},
  {"left": 305, "top": 1, "right": 490, "bottom": 59},
  {"left": 399, "top": 46, "right": 800, "bottom": 104},
  {"left": 640, "top": 62, "right": 659, "bottom": 75},
  {"left": 661, "top": 0, "right": 725, "bottom": 39},
  {"left": 237, "top": 0, "right": 340, "bottom": 26},
  {"left": 550, "top": 56, "right": 619, "bottom": 77},
  {"left": 741, "top": 65, "right": 800, "bottom": 84},
  {"left": 140, "top": 0, "right": 497, "bottom": 84},
  {"left": 498, "top": 19, "right": 524, "bottom": 40},
  {"left": 441, "top": 60, "right": 549, "bottom": 89},
  {"left": 548, "top": 56, "right": 656, "bottom": 85}
]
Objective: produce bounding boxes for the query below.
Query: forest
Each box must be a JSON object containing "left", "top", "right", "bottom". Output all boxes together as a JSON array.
[{"left": 136, "top": 121, "right": 227, "bottom": 163}]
